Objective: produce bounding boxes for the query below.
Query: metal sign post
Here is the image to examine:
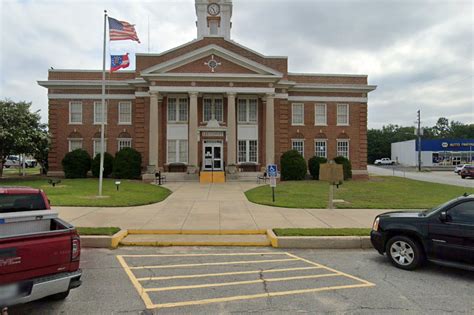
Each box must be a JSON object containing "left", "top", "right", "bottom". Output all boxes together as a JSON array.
[{"left": 267, "top": 164, "right": 278, "bottom": 202}]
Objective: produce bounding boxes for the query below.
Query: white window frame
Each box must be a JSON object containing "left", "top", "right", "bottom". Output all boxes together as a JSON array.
[
  {"left": 167, "top": 96, "right": 188, "bottom": 123},
  {"left": 291, "top": 103, "right": 304, "bottom": 126},
  {"left": 314, "top": 103, "right": 327, "bottom": 126},
  {"left": 92, "top": 139, "right": 107, "bottom": 157},
  {"left": 118, "top": 101, "right": 132, "bottom": 125},
  {"left": 69, "top": 101, "right": 82, "bottom": 124},
  {"left": 237, "top": 139, "right": 258, "bottom": 163},
  {"left": 314, "top": 139, "right": 327, "bottom": 158},
  {"left": 167, "top": 139, "right": 188, "bottom": 164},
  {"left": 68, "top": 139, "right": 83, "bottom": 152},
  {"left": 337, "top": 139, "right": 350, "bottom": 159},
  {"left": 93, "top": 101, "right": 108, "bottom": 125},
  {"left": 337, "top": 104, "right": 349, "bottom": 126},
  {"left": 237, "top": 97, "right": 258, "bottom": 124},
  {"left": 202, "top": 96, "right": 224, "bottom": 122},
  {"left": 117, "top": 138, "right": 132, "bottom": 151},
  {"left": 291, "top": 139, "right": 304, "bottom": 156}
]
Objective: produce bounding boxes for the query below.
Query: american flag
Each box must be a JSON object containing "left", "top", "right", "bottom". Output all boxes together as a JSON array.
[{"left": 108, "top": 17, "right": 140, "bottom": 43}]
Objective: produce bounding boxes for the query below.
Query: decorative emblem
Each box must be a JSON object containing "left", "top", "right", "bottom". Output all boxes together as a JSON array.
[{"left": 204, "top": 55, "right": 221, "bottom": 72}]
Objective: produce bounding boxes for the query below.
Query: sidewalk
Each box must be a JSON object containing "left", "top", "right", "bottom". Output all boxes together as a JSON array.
[{"left": 57, "top": 182, "right": 390, "bottom": 231}]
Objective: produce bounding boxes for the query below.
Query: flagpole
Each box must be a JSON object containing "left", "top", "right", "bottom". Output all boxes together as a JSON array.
[{"left": 99, "top": 10, "right": 107, "bottom": 196}]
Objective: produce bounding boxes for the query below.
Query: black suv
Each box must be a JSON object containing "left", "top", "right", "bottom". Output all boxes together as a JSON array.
[{"left": 371, "top": 194, "right": 474, "bottom": 271}]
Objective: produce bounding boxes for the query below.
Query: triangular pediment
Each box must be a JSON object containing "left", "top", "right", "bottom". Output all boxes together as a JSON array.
[{"left": 141, "top": 44, "right": 283, "bottom": 77}]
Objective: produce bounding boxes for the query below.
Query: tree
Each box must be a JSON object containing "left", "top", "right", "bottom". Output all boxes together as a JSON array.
[
  {"left": 432, "top": 117, "right": 451, "bottom": 138},
  {"left": 0, "top": 100, "right": 49, "bottom": 177},
  {"left": 308, "top": 156, "right": 327, "bottom": 180},
  {"left": 92, "top": 152, "right": 114, "bottom": 178},
  {"left": 280, "top": 150, "right": 307, "bottom": 180},
  {"left": 113, "top": 148, "right": 142, "bottom": 179},
  {"left": 62, "top": 149, "right": 92, "bottom": 178}
]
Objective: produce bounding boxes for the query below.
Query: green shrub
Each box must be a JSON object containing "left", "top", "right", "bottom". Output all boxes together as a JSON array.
[
  {"left": 334, "top": 156, "right": 352, "bottom": 180},
  {"left": 61, "top": 149, "right": 91, "bottom": 178},
  {"left": 280, "top": 150, "right": 307, "bottom": 180},
  {"left": 113, "top": 148, "right": 142, "bottom": 179},
  {"left": 308, "top": 156, "right": 327, "bottom": 180},
  {"left": 91, "top": 152, "right": 114, "bottom": 178}
]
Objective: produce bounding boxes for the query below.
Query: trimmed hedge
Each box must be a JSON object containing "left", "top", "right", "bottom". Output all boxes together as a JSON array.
[
  {"left": 308, "top": 156, "right": 327, "bottom": 180},
  {"left": 61, "top": 149, "right": 91, "bottom": 178},
  {"left": 91, "top": 152, "right": 114, "bottom": 178},
  {"left": 113, "top": 148, "right": 142, "bottom": 179},
  {"left": 280, "top": 150, "right": 307, "bottom": 180},
  {"left": 334, "top": 156, "right": 352, "bottom": 180}
]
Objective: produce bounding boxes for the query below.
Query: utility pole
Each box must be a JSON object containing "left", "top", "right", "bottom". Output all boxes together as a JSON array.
[{"left": 417, "top": 110, "right": 422, "bottom": 172}]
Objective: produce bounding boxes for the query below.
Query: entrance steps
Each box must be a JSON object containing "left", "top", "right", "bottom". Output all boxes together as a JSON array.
[
  {"left": 120, "top": 230, "right": 271, "bottom": 247},
  {"left": 163, "top": 172, "right": 198, "bottom": 182}
]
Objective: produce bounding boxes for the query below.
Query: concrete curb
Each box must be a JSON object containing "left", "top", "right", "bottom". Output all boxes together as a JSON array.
[
  {"left": 80, "top": 229, "right": 128, "bottom": 249},
  {"left": 127, "top": 229, "right": 267, "bottom": 235},
  {"left": 273, "top": 235, "right": 372, "bottom": 249}
]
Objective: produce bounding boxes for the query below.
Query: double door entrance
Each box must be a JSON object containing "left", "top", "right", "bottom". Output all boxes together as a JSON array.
[{"left": 203, "top": 140, "right": 223, "bottom": 171}]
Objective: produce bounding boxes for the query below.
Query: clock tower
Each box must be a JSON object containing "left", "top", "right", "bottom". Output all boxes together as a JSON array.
[{"left": 195, "top": 0, "right": 232, "bottom": 40}]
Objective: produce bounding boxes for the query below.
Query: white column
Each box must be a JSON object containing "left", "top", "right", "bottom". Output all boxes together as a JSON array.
[
  {"left": 265, "top": 93, "right": 275, "bottom": 165},
  {"left": 148, "top": 92, "right": 159, "bottom": 172},
  {"left": 227, "top": 92, "right": 237, "bottom": 165},
  {"left": 188, "top": 92, "right": 199, "bottom": 167}
]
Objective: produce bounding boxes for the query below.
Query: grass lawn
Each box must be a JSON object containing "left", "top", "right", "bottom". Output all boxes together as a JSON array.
[
  {"left": 2, "top": 166, "right": 41, "bottom": 177},
  {"left": 274, "top": 228, "right": 371, "bottom": 237},
  {"left": 334, "top": 176, "right": 474, "bottom": 209},
  {"left": 0, "top": 178, "right": 171, "bottom": 207},
  {"left": 244, "top": 181, "right": 328, "bottom": 208},
  {"left": 76, "top": 227, "right": 121, "bottom": 236}
]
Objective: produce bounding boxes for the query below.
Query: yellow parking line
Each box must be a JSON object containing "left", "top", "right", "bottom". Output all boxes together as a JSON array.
[
  {"left": 136, "top": 266, "right": 322, "bottom": 281},
  {"left": 120, "top": 252, "right": 287, "bottom": 258},
  {"left": 150, "top": 283, "right": 375, "bottom": 309},
  {"left": 144, "top": 273, "right": 340, "bottom": 292},
  {"left": 116, "top": 255, "right": 154, "bottom": 309},
  {"left": 129, "top": 258, "right": 299, "bottom": 270}
]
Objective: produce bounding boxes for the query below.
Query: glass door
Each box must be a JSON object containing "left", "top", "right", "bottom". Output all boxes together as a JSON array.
[{"left": 203, "top": 141, "right": 223, "bottom": 171}]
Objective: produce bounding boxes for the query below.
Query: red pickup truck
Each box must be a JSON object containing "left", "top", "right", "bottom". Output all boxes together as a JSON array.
[{"left": 0, "top": 187, "right": 82, "bottom": 308}]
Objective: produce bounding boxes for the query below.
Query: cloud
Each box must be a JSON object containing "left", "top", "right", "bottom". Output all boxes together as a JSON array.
[{"left": 1, "top": 0, "right": 472, "bottom": 129}]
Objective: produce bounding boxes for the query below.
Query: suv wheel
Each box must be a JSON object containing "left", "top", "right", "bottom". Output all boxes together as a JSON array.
[{"left": 386, "top": 236, "right": 425, "bottom": 270}]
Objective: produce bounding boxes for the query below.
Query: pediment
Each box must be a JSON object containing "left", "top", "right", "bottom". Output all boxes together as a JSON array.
[{"left": 141, "top": 44, "right": 283, "bottom": 77}]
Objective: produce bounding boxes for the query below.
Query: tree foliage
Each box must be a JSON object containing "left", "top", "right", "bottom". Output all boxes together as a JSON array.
[
  {"left": 113, "top": 148, "right": 142, "bottom": 179},
  {"left": 280, "top": 150, "right": 307, "bottom": 180},
  {"left": 61, "top": 149, "right": 91, "bottom": 178},
  {"left": 91, "top": 152, "right": 114, "bottom": 178},
  {"left": 334, "top": 156, "right": 352, "bottom": 180},
  {"left": 308, "top": 156, "right": 327, "bottom": 180}
]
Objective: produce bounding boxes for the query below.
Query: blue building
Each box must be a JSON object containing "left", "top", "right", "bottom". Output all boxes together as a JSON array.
[{"left": 391, "top": 139, "right": 474, "bottom": 167}]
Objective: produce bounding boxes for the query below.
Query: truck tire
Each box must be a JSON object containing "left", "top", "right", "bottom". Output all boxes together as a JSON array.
[
  {"left": 4, "top": 165, "right": 10, "bottom": 168},
  {"left": 48, "top": 289, "right": 70, "bottom": 300},
  {"left": 461, "top": 176, "right": 466, "bottom": 179},
  {"left": 386, "top": 235, "right": 425, "bottom": 270}
]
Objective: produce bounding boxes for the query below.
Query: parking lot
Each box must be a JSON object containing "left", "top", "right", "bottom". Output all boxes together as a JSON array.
[{"left": 9, "top": 247, "right": 474, "bottom": 314}]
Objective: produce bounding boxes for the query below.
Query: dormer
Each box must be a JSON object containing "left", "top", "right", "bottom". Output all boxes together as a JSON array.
[{"left": 195, "top": 0, "right": 232, "bottom": 40}]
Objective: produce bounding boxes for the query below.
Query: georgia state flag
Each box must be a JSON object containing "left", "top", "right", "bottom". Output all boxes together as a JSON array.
[{"left": 110, "top": 53, "right": 130, "bottom": 72}]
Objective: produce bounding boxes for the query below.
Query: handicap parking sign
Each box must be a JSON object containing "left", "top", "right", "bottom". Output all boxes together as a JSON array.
[{"left": 267, "top": 164, "right": 278, "bottom": 177}]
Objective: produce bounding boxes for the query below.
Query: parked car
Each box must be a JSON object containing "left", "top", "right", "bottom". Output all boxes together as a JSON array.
[
  {"left": 454, "top": 164, "right": 471, "bottom": 174},
  {"left": 0, "top": 187, "right": 82, "bottom": 308},
  {"left": 3, "top": 156, "right": 20, "bottom": 168},
  {"left": 460, "top": 166, "right": 474, "bottom": 179},
  {"left": 374, "top": 158, "right": 395, "bottom": 165},
  {"left": 371, "top": 194, "right": 474, "bottom": 271}
]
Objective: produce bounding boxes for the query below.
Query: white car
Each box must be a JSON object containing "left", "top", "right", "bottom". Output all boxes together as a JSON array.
[
  {"left": 374, "top": 158, "right": 395, "bottom": 165},
  {"left": 454, "top": 164, "right": 472, "bottom": 174}
]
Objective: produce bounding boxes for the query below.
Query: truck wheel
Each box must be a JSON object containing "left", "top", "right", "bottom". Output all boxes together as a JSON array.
[
  {"left": 4, "top": 165, "right": 10, "bottom": 168},
  {"left": 48, "top": 289, "right": 70, "bottom": 300},
  {"left": 461, "top": 176, "right": 466, "bottom": 179},
  {"left": 386, "top": 236, "right": 425, "bottom": 270}
]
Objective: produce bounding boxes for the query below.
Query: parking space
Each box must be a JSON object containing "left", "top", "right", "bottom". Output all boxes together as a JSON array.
[{"left": 117, "top": 252, "right": 375, "bottom": 310}]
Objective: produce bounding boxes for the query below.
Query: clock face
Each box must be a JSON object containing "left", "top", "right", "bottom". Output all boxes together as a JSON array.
[{"left": 207, "top": 3, "right": 220, "bottom": 15}]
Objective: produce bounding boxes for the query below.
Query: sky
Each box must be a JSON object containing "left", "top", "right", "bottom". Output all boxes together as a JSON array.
[{"left": 0, "top": 0, "right": 473, "bottom": 129}]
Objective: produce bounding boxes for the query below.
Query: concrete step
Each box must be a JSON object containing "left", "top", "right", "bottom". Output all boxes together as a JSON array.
[{"left": 120, "top": 234, "right": 271, "bottom": 246}]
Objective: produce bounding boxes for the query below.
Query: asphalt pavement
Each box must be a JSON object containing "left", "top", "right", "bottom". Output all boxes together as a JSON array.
[{"left": 9, "top": 247, "right": 474, "bottom": 314}]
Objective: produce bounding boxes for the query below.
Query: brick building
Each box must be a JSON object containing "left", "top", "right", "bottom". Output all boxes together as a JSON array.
[{"left": 38, "top": 0, "right": 376, "bottom": 180}]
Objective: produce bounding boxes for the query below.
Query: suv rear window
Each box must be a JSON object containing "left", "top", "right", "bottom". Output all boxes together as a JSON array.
[{"left": 0, "top": 194, "right": 47, "bottom": 213}]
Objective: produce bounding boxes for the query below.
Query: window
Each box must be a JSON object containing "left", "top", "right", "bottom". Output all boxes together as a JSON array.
[
  {"left": 448, "top": 201, "right": 474, "bottom": 224},
  {"left": 93, "top": 139, "right": 107, "bottom": 157},
  {"left": 337, "top": 139, "right": 350, "bottom": 158},
  {"left": 337, "top": 104, "right": 349, "bottom": 125},
  {"left": 168, "top": 97, "right": 188, "bottom": 122},
  {"left": 314, "top": 104, "right": 327, "bottom": 125},
  {"left": 237, "top": 98, "right": 258, "bottom": 123},
  {"left": 118, "top": 138, "right": 132, "bottom": 151},
  {"left": 69, "top": 101, "right": 82, "bottom": 124},
  {"left": 292, "top": 140, "right": 304, "bottom": 156},
  {"left": 237, "top": 140, "right": 258, "bottom": 163},
  {"left": 203, "top": 97, "right": 223, "bottom": 122},
  {"left": 315, "top": 140, "right": 327, "bottom": 158},
  {"left": 68, "top": 139, "right": 82, "bottom": 152},
  {"left": 167, "top": 140, "right": 188, "bottom": 164},
  {"left": 292, "top": 103, "right": 304, "bottom": 125},
  {"left": 118, "top": 102, "right": 132, "bottom": 124},
  {"left": 94, "top": 101, "right": 107, "bottom": 124}
]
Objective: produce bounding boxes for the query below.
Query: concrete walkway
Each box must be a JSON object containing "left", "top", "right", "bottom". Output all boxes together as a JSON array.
[{"left": 57, "top": 182, "right": 389, "bottom": 231}]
